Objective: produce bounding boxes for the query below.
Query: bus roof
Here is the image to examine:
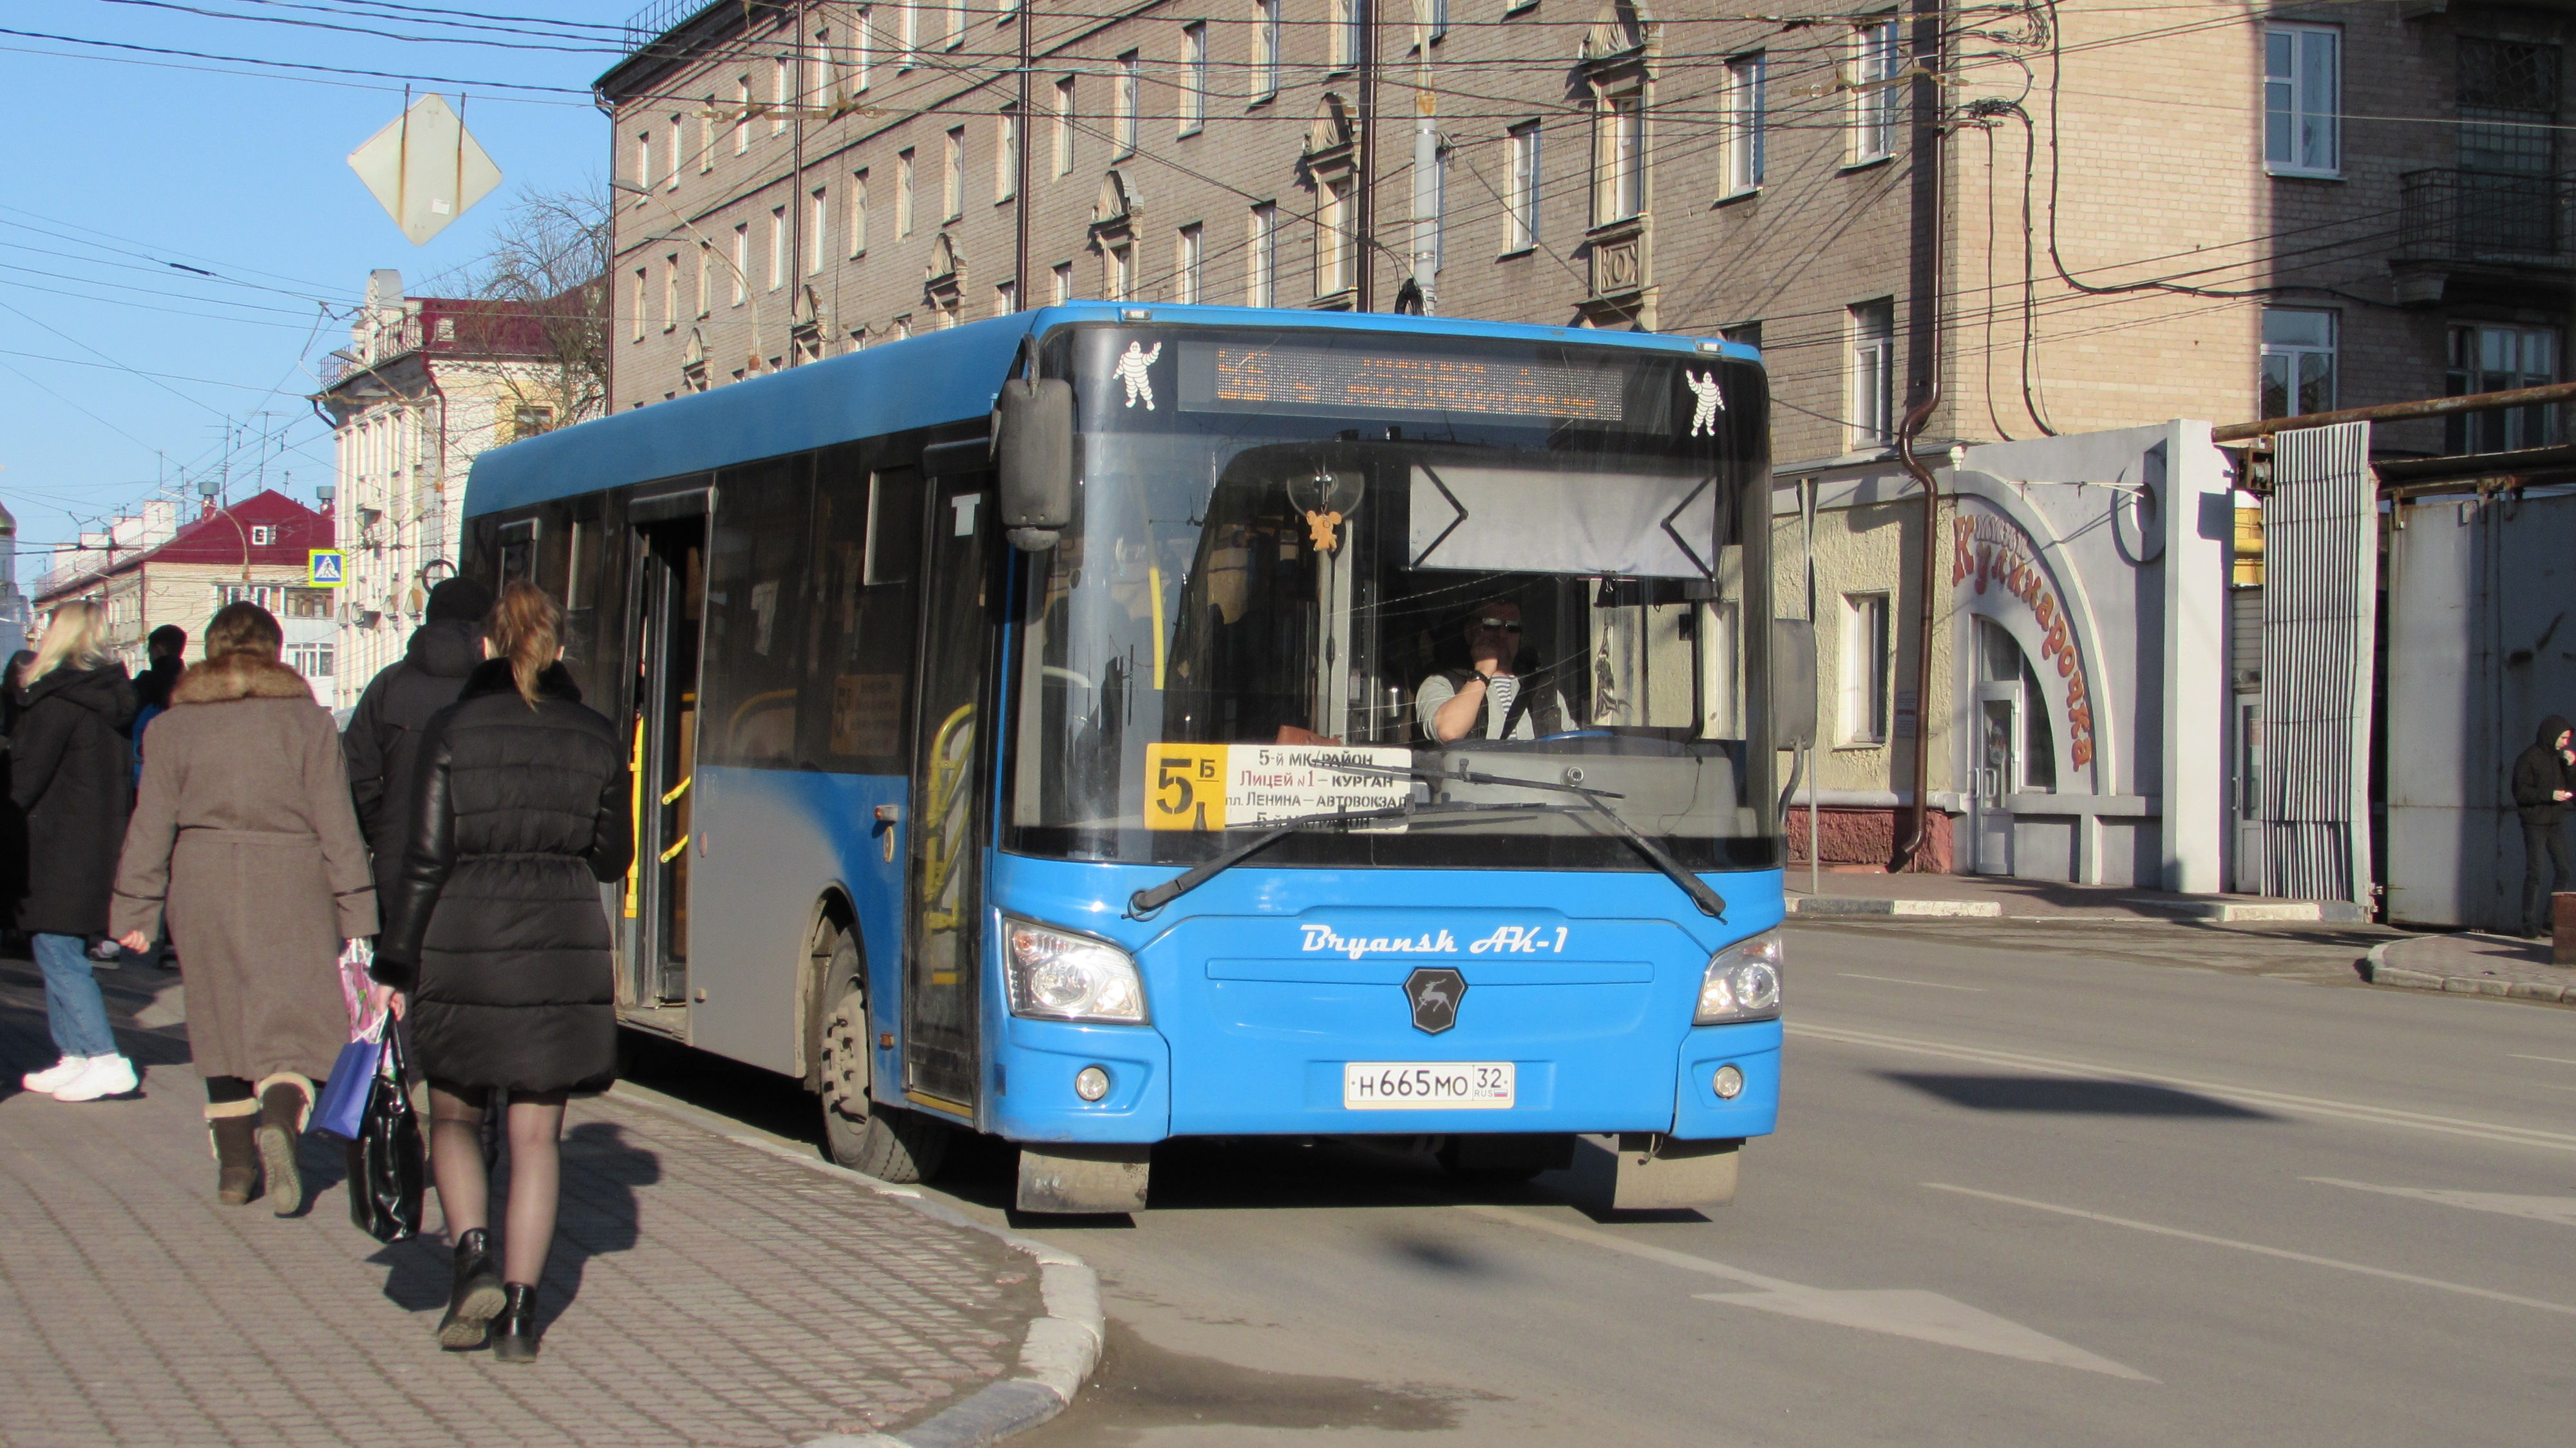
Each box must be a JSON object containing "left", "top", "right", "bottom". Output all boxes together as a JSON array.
[{"left": 463, "top": 304, "right": 1762, "bottom": 519}]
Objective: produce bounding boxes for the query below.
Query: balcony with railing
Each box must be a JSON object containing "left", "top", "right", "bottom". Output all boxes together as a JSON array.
[{"left": 2394, "top": 168, "right": 2576, "bottom": 305}]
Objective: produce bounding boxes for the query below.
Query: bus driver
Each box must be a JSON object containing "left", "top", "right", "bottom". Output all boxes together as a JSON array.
[{"left": 1417, "top": 600, "right": 1570, "bottom": 744}]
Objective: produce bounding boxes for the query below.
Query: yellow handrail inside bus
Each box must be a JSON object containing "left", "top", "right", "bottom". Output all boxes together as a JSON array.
[
  {"left": 625, "top": 716, "right": 643, "bottom": 919},
  {"left": 920, "top": 701, "right": 975, "bottom": 929}
]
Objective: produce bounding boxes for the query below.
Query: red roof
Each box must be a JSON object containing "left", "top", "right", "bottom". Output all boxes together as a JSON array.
[{"left": 37, "top": 490, "right": 336, "bottom": 602}]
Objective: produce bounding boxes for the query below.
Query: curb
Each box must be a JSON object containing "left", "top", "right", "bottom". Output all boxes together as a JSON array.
[
  {"left": 604, "top": 1085, "right": 1103, "bottom": 1448},
  {"left": 1788, "top": 897, "right": 2002, "bottom": 917},
  {"left": 2360, "top": 937, "right": 2576, "bottom": 1005},
  {"left": 2125, "top": 898, "right": 2368, "bottom": 923}
]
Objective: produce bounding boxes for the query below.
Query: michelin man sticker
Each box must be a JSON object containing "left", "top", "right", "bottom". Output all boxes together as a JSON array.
[
  {"left": 1685, "top": 369, "right": 1725, "bottom": 437},
  {"left": 1116, "top": 339, "right": 1162, "bottom": 410}
]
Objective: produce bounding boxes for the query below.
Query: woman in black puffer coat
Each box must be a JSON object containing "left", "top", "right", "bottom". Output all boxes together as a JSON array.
[{"left": 372, "top": 581, "right": 630, "bottom": 1364}]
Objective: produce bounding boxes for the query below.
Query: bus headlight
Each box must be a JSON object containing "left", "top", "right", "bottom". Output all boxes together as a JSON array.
[
  {"left": 1003, "top": 919, "right": 1148, "bottom": 1024},
  {"left": 1695, "top": 930, "right": 1783, "bottom": 1024}
]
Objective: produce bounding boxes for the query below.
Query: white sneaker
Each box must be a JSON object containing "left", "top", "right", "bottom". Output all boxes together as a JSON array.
[
  {"left": 21, "top": 1056, "right": 92, "bottom": 1092},
  {"left": 52, "top": 1054, "right": 138, "bottom": 1102}
]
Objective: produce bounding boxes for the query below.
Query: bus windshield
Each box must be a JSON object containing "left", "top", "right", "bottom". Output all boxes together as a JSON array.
[{"left": 1004, "top": 323, "right": 1778, "bottom": 873}]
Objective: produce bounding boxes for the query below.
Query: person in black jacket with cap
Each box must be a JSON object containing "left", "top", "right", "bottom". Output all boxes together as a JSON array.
[
  {"left": 369, "top": 581, "right": 630, "bottom": 1364},
  {"left": 343, "top": 576, "right": 491, "bottom": 900},
  {"left": 2511, "top": 714, "right": 2576, "bottom": 937}
]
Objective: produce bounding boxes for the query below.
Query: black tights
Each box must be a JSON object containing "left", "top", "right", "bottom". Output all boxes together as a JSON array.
[{"left": 426, "top": 1081, "right": 568, "bottom": 1288}]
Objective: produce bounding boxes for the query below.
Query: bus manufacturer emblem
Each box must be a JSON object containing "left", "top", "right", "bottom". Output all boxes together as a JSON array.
[{"left": 1405, "top": 967, "right": 1467, "bottom": 1035}]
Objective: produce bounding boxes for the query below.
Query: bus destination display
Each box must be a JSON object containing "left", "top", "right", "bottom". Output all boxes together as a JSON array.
[{"left": 1182, "top": 343, "right": 1629, "bottom": 423}]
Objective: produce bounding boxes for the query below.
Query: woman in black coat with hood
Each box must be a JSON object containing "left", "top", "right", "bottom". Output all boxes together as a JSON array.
[
  {"left": 10, "top": 602, "right": 140, "bottom": 1103},
  {"left": 370, "top": 581, "right": 631, "bottom": 1363}
]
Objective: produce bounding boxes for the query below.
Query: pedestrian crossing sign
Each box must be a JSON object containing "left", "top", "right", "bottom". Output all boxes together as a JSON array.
[{"left": 308, "top": 549, "right": 346, "bottom": 587}]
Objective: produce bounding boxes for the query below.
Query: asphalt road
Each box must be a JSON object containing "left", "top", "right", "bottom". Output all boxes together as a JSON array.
[{"left": 630, "top": 919, "right": 2576, "bottom": 1447}]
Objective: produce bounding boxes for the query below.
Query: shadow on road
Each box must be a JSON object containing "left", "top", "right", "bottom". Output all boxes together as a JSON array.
[{"left": 1882, "top": 1071, "right": 2275, "bottom": 1118}]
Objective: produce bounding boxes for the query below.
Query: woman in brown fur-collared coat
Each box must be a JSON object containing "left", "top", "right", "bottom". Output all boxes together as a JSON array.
[{"left": 111, "top": 602, "right": 377, "bottom": 1213}]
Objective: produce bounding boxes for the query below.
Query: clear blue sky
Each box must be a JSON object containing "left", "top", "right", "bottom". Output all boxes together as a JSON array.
[{"left": 0, "top": 1, "right": 625, "bottom": 582}]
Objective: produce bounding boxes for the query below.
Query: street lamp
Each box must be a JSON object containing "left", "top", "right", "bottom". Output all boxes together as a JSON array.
[{"left": 608, "top": 178, "right": 770, "bottom": 370}]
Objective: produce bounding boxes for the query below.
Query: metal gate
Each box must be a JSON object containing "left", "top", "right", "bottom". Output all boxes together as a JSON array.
[{"left": 2257, "top": 421, "right": 2375, "bottom": 904}]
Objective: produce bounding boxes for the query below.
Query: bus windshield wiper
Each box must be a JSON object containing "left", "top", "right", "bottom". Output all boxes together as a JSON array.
[
  {"left": 1126, "top": 803, "right": 1412, "bottom": 918},
  {"left": 1333, "top": 762, "right": 1728, "bottom": 920}
]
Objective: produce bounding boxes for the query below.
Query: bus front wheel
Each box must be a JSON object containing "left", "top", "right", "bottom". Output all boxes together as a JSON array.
[{"left": 818, "top": 974, "right": 950, "bottom": 1183}]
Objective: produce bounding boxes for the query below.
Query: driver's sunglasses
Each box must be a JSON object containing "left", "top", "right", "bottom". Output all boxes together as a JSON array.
[{"left": 1475, "top": 618, "right": 1523, "bottom": 633}]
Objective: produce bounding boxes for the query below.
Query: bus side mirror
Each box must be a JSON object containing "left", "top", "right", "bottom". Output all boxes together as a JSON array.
[
  {"left": 1770, "top": 618, "right": 1817, "bottom": 748},
  {"left": 994, "top": 377, "right": 1075, "bottom": 551}
]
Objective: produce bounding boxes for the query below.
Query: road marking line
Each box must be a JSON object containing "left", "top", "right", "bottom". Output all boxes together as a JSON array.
[
  {"left": 2306, "top": 1177, "right": 2576, "bottom": 1228},
  {"left": 1461, "top": 1206, "right": 2151, "bottom": 1378},
  {"left": 1836, "top": 973, "right": 1987, "bottom": 992},
  {"left": 1924, "top": 1183, "right": 2576, "bottom": 1318},
  {"left": 1794, "top": 1019, "right": 2576, "bottom": 1154},
  {"left": 2509, "top": 1053, "right": 2576, "bottom": 1067}
]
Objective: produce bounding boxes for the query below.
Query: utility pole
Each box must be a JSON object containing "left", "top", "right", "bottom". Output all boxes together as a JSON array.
[
  {"left": 1354, "top": 0, "right": 1378, "bottom": 312},
  {"left": 1013, "top": 0, "right": 1032, "bottom": 309}
]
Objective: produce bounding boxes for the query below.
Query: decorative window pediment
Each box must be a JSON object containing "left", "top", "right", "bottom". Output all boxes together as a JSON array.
[
  {"left": 1302, "top": 93, "right": 1356, "bottom": 171},
  {"left": 924, "top": 232, "right": 966, "bottom": 307},
  {"left": 1092, "top": 169, "right": 1142, "bottom": 232},
  {"left": 1580, "top": 1, "right": 1653, "bottom": 66}
]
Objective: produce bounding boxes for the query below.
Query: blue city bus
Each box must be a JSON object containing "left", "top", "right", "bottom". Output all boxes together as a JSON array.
[{"left": 461, "top": 304, "right": 1786, "bottom": 1212}]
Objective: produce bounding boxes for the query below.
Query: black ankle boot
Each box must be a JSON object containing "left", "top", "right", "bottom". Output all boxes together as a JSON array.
[
  {"left": 491, "top": 1283, "right": 540, "bottom": 1364},
  {"left": 434, "top": 1228, "right": 506, "bottom": 1350}
]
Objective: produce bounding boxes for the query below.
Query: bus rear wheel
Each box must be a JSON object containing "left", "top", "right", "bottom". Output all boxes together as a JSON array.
[{"left": 818, "top": 976, "right": 949, "bottom": 1183}]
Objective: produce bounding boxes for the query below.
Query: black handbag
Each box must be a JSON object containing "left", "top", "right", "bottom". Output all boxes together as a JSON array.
[{"left": 345, "top": 1025, "right": 425, "bottom": 1243}]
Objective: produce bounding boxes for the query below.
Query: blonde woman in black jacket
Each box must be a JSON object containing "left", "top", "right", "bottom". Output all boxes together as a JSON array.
[{"left": 370, "top": 582, "right": 631, "bottom": 1363}]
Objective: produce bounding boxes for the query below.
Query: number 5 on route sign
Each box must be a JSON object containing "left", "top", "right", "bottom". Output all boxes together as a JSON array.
[{"left": 308, "top": 549, "right": 346, "bottom": 587}]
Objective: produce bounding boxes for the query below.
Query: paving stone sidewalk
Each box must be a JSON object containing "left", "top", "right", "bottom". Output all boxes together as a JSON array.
[
  {"left": 0, "top": 951, "right": 1042, "bottom": 1448},
  {"left": 2362, "top": 931, "right": 2576, "bottom": 1005}
]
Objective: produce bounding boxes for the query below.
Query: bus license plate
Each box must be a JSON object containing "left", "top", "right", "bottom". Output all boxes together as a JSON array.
[{"left": 1343, "top": 1062, "right": 1515, "bottom": 1110}]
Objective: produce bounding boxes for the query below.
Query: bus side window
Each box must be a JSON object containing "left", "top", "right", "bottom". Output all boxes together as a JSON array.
[
  {"left": 806, "top": 453, "right": 921, "bottom": 773},
  {"left": 703, "top": 454, "right": 814, "bottom": 768}
]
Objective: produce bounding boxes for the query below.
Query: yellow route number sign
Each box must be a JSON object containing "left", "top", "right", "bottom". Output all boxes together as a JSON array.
[{"left": 1144, "top": 742, "right": 1410, "bottom": 831}]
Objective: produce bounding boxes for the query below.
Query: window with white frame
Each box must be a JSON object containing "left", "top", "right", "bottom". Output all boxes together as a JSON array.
[
  {"left": 1248, "top": 202, "right": 1278, "bottom": 305},
  {"left": 1725, "top": 52, "right": 1766, "bottom": 194},
  {"left": 2263, "top": 23, "right": 2340, "bottom": 176},
  {"left": 1254, "top": 0, "right": 1282, "bottom": 100},
  {"left": 732, "top": 224, "right": 749, "bottom": 303},
  {"left": 1177, "top": 223, "right": 1203, "bottom": 302},
  {"left": 997, "top": 106, "right": 1019, "bottom": 200},
  {"left": 2448, "top": 322, "right": 2557, "bottom": 452},
  {"left": 1054, "top": 76, "right": 1077, "bottom": 175},
  {"left": 1506, "top": 122, "right": 1540, "bottom": 252},
  {"left": 2260, "top": 307, "right": 2337, "bottom": 420},
  {"left": 808, "top": 187, "right": 829, "bottom": 272},
  {"left": 249, "top": 524, "right": 278, "bottom": 547},
  {"left": 994, "top": 280, "right": 1016, "bottom": 316},
  {"left": 698, "top": 99, "right": 715, "bottom": 172},
  {"left": 634, "top": 130, "right": 653, "bottom": 196},
  {"left": 943, "top": 127, "right": 964, "bottom": 220},
  {"left": 1425, "top": 0, "right": 1448, "bottom": 44},
  {"left": 663, "top": 253, "right": 679, "bottom": 330},
  {"left": 768, "top": 206, "right": 787, "bottom": 289},
  {"left": 1849, "top": 299, "right": 1895, "bottom": 448},
  {"left": 1329, "top": 0, "right": 1359, "bottom": 71},
  {"left": 945, "top": 0, "right": 965, "bottom": 49},
  {"left": 734, "top": 75, "right": 752, "bottom": 153},
  {"left": 1115, "top": 51, "right": 1140, "bottom": 156},
  {"left": 897, "top": 148, "right": 916, "bottom": 233},
  {"left": 287, "top": 643, "right": 334, "bottom": 680},
  {"left": 849, "top": 167, "right": 869, "bottom": 254},
  {"left": 1850, "top": 17, "right": 1900, "bottom": 164},
  {"left": 1595, "top": 89, "right": 1643, "bottom": 224},
  {"left": 696, "top": 242, "right": 712, "bottom": 317},
  {"left": 667, "top": 115, "right": 683, "bottom": 189},
  {"left": 1180, "top": 23, "right": 1207, "bottom": 136},
  {"left": 1841, "top": 591, "right": 1891, "bottom": 745},
  {"left": 898, "top": 0, "right": 917, "bottom": 66},
  {"left": 811, "top": 28, "right": 834, "bottom": 102},
  {"left": 1318, "top": 175, "right": 1354, "bottom": 295},
  {"left": 772, "top": 57, "right": 790, "bottom": 133},
  {"left": 1106, "top": 241, "right": 1135, "bottom": 301},
  {"left": 1052, "top": 260, "right": 1074, "bottom": 304},
  {"left": 853, "top": 6, "right": 875, "bottom": 90},
  {"left": 632, "top": 267, "right": 648, "bottom": 341}
]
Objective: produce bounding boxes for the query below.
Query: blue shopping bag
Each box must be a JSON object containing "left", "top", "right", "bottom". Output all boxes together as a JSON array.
[{"left": 312, "top": 1033, "right": 383, "bottom": 1140}]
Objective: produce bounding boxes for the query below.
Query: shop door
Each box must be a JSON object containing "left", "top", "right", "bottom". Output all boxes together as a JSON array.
[
  {"left": 903, "top": 471, "right": 992, "bottom": 1115},
  {"left": 627, "top": 505, "right": 706, "bottom": 1006},
  {"left": 1972, "top": 682, "right": 2020, "bottom": 875}
]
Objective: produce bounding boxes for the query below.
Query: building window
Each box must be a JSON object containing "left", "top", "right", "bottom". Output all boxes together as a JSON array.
[
  {"left": 287, "top": 643, "right": 334, "bottom": 679},
  {"left": 943, "top": 127, "right": 965, "bottom": 220},
  {"left": 994, "top": 280, "right": 1016, "bottom": 316},
  {"left": 667, "top": 115, "right": 684, "bottom": 189},
  {"left": 1725, "top": 52, "right": 1766, "bottom": 194},
  {"left": 284, "top": 586, "right": 334, "bottom": 618},
  {"left": 632, "top": 267, "right": 649, "bottom": 341},
  {"left": 733, "top": 75, "right": 752, "bottom": 154},
  {"left": 897, "top": 148, "right": 916, "bottom": 234},
  {"left": 1180, "top": 23, "right": 1207, "bottom": 136},
  {"left": 732, "top": 224, "right": 749, "bottom": 304},
  {"left": 2263, "top": 23, "right": 2340, "bottom": 176},
  {"left": 1506, "top": 122, "right": 1540, "bottom": 252},
  {"left": 1106, "top": 241, "right": 1135, "bottom": 301},
  {"left": 1849, "top": 299, "right": 1895, "bottom": 448},
  {"left": 768, "top": 205, "right": 787, "bottom": 289},
  {"left": 1052, "top": 260, "right": 1074, "bottom": 304},
  {"left": 945, "top": 0, "right": 965, "bottom": 49},
  {"left": 1054, "top": 76, "right": 1077, "bottom": 175},
  {"left": 2448, "top": 322, "right": 2559, "bottom": 453},
  {"left": 1115, "top": 51, "right": 1140, "bottom": 157},
  {"left": 1248, "top": 202, "right": 1278, "bottom": 305},
  {"left": 1253, "top": 0, "right": 1281, "bottom": 101},
  {"left": 1329, "top": 0, "right": 1358, "bottom": 71},
  {"left": 1318, "top": 175, "right": 1354, "bottom": 295},
  {"left": 997, "top": 106, "right": 1019, "bottom": 200},
  {"left": 1596, "top": 90, "right": 1643, "bottom": 224},
  {"left": 2259, "top": 307, "right": 2337, "bottom": 419},
  {"left": 634, "top": 130, "right": 653, "bottom": 197},
  {"left": 663, "top": 253, "right": 679, "bottom": 330},
  {"left": 772, "top": 56, "right": 791, "bottom": 133},
  {"left": 699, "top": 98, "right": 715, "bottom": 172},
  {"left": 1841, "top": 591, "right": 1891, "bottom": 745},
  {"left": 899, "top": 1, "right": 917, "bottom": 68},
  {"left": 1426, "top": 0, "right": 1448, "bottom": 43},
  {"left": 249, "top": 524, "right": 278, "bottom": 546},
  {"left": 1177, "top": 222, "right": 1203, "bottom": 303},
  {"left": 849, "top": 168, "right": 869, "bottom": 255},
  {"left": 696, "top": 242, "right": 711, "bottom": 317},
  {"left": 1723, "top": 319, "right": 1761, "bottom": 350},
  {"left": 1850, "top": 17, "right": 1900, "bottom": 165},
  {"left": 854, "top": 6, "right": 875, "bottom": 91},
  {"left": 805, "top": 188, "right": 827, "bottom": 272}
]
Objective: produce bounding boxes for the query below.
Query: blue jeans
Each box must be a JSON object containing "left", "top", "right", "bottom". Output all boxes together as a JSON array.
[{"left": 33, "top": 933, "right": 117, "bottom": 1060}]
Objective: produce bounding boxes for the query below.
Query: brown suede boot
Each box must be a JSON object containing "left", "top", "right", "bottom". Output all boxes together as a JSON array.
[
  {"left": 254, "top": 1073, "right": 313, "bottom": 1217},
  {"left": 205, "top": 1101, "right": 261, "bottom": 1206}
]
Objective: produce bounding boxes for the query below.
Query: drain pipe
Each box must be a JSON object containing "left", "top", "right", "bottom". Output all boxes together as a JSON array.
[{"left": 1892, "top": 0, "right": 1946, "bottom": 872}]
